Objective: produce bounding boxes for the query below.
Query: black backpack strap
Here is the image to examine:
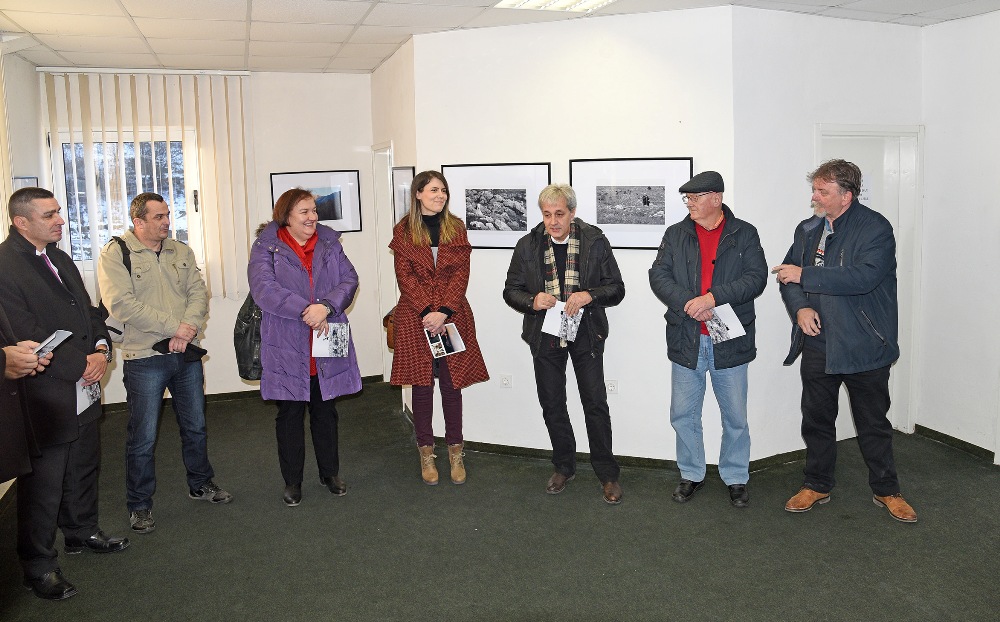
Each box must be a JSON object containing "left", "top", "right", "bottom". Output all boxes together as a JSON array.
[{"left": 113, "top": 236, "right": 131, "bottom": 275}]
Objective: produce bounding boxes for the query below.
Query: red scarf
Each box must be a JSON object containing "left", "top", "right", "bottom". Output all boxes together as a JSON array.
[{"left": 278, "top": 226, "right": 319, "bottom": 375}]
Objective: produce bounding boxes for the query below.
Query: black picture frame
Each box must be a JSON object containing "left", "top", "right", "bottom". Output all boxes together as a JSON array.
[
  {"left": 13, "top": 176, "right": 39, "bottom": 190},
  {"left": 270, "top": 170, "right": 362, "bottom": 233},
  {"left": 440, "top": 162, "right": 552, "bottom": 248},
  {"left": 569, "top": 157, "right": 693, "bottom": 249}
]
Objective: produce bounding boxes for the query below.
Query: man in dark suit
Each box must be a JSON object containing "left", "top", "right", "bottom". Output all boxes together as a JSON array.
[
  {"left": 1, "top": 305, "right": 50, "bottom": 483},
  {"left": 0, "top": 188, "right": 129, "bottom": 601}
]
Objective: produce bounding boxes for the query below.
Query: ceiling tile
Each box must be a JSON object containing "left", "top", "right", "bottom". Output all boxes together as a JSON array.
[
  {"left": 3, "top": 12, "right": 136, "bottom": 36},
  {"left": 916, "top": 0, "right": 1000, "bottom": 19},
  {"left": 594, "top": 0, "right": 729, "bottom": 14},
  {"left": 15, "top": 48, "right": 69, "bottom": 66},
  {"left": 250, "top": 21, "right": 355, "bottom": 42},
  {"left": 0, "top": 0, "right": 123, "bottom": 15},
  {"left": 380, "top": 0, "right": 496, "bottom": 5},
  {"left": 157, "top": 54, "right": 248, "bottom": 70},
  {"left": 459, "top": 7, "right": 579, "bottom": 27},
  {"left": 336, "top": 42, "right": 400, "bottom": 57},
  {"left": 133, "top": 17, "right": 247, "bottom": 40},
  {"left": 326, "top": 56, "right": 382, "bottom": 71},
  {"left": 733, "top": 0, "right": 828, "bottom": 13},
  {"left": 251, "top": 0, "right": 373, "bottom": 25},
  {"left": 891, "top": 14, "right": 943, "bottom": 25},
  {"left": 249, "top": 55, "right": 331, "bottom": 71},
  {"left": 35, "top": 34, "right": 149, "bottom": 53},
  {"left": 58, "top": 50, "right": 161, "bottom": 67},
  {"left": 0, "top": 13, "right": 25, "bottom": 31},
  {"left": 147, "top": 38, "right": 246, "bottom": 55},
  {"left": 348, "top": 24, "right": 438, "bottom": 43},
  {"left": 816, "top": 7, "right": 897, "bottom": 21},
  {"left": 119, "top": 0, "right": 249, "bottom": 20},
  {"left": 363, "top": 3, "right": 486, "bottom": 27},
  {"left": 249, "top": 40, "right": 340, "bottom": 57},
  {"left": 840, "top": 0, "right": 969, "bottom": 15}
]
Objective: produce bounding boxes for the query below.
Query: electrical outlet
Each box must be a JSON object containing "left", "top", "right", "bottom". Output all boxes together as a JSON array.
[
  {"left": 605, "top": 380, "right": 619, "bottom": 394},
  {"left": 500, "top": 374, "right": 513, "bottom": 388}
]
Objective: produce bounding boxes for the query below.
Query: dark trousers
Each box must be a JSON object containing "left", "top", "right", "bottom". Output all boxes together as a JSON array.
[
  {"left": 412, "top": 357, "right": 463, "bottom": 446},
  {"left": 17, "top": 418, "right": 101, "bottom": 578},
  {"left": 532, "top": 332, "right": 620, "bottom": 483},
  {"left": 800, "top": 346, "right": 899, "bottom": 496},
  {"left": 275, "top": 376, "right": 339, "bottom": 485}
]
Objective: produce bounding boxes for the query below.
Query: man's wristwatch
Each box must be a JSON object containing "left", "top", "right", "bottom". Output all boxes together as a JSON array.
[{"left": 95, "top": 346, "right": 112, "bottom": 363}]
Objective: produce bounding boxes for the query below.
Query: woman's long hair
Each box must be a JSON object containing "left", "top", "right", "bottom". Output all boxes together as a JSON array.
[{"left": 406, "top": 170, "right": 463, "bottom": 246}]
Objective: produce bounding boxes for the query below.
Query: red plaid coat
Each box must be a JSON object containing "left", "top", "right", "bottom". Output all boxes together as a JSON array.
[{"left": 389, "top": 221, "right": 489, "bottom": 389}]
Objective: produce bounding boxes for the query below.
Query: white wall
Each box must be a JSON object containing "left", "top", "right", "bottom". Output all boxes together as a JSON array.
[
  {"left": 413, "top": 8, "right": 736, "bottom": 460},
  {"left": 2, "top": 54, "right": 44, "bottom": 180},
  {"left": 372, "top": 38, "right": 417, "bottom": 167},
  {"left": 920, "top": 14, "right": 1000, "bottom": 451},
  {"left": 731, "top": 9, "right": 923, "bottom": 455}
]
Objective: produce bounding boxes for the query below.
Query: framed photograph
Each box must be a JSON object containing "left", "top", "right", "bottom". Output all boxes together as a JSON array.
[
  {"left": 391, "top": 166, "right": 415, "bottom": 225},
  {"left": 270, "top": 170, "right": 362, "bottom": 233},
  {"left": 569, "top": 158, "right": 693, "bottom": 249},
  {"left": 14, "top": 176, "right": 39, "bottom": 190},
  {"left": 441, "top": 162, "right": 551, "bottom": 248}
]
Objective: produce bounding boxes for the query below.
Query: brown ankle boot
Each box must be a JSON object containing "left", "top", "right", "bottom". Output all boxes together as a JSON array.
[
  {"left": 448, "top": 443, "right": 466, "bottom": 485},
  {"left": 418, "top": 445, "right": 438, "bottom": 486}
]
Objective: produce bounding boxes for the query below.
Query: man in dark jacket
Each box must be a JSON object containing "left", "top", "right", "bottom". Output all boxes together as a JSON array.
[
  {"left": 0, "top": 187, "right": 129, "bottom": 601},
  {"left": 1, "top": 305, "right": 50, "bottom": 483},
  {"left": 503, "top": 184, "right": 626, "bottom": 504},
  {"left": 773, "top": 159, "right": 916, "bottom": 523},
  {"left": 649, "top": 171, "right": 767, "bottom": 508}
]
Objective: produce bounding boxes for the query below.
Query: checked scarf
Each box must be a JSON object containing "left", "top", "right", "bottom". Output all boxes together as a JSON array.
[{"left": 543, "top": 220, "right": 581, "bottom": 347}]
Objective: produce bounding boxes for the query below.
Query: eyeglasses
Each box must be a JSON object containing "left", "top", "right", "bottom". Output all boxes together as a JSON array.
[{"left": 681, "top": 192, "right": 713, "bottom": 204}]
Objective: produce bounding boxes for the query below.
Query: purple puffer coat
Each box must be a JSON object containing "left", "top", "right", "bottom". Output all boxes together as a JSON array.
[{"left": 248, "top": 221, "right": 362, "bottom": 402}]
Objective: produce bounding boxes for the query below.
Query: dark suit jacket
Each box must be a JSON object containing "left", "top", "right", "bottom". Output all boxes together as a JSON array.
[
  {"left": 0, "top": 304, "right": 36, "bottom": 481},
  {"left": 0, "top": 227, "right": 110, "bottom": 448}
]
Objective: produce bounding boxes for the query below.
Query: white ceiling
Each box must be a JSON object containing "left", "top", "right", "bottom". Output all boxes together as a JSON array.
[{"left": 1, "top": 0, "right": 998, "bottom": 74}]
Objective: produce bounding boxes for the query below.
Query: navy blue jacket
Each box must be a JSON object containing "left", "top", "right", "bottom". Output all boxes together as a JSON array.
[
  {"left": 649, "top": 204, "right": 767, "bottom": 370},
  {"left": 779, "top": 200, "right": 899, "bottom": 374}
]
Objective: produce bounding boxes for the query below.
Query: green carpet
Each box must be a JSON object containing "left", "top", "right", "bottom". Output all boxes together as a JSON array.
[{"left": 2, "top": 381, "right": 999, "bottom": 621}]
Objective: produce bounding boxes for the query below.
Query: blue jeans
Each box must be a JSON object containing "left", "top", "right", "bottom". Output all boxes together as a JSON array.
[
  {"left": 124, "top": 354, "right": 214, "bottom": 512},
  {"left": 670, "top": 334, "right": 750, "bottom": 485}
]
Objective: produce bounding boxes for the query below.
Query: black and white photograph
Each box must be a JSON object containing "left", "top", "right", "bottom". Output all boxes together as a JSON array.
[
  {"left": 270, "top": 170, "right": 362, "bottom": 233},
  {"left": 312, "top": 323, "right": 350, "bottom": 358},
  {"left": 465, "top": 188, "right": 527, "bottom": 232},
  {"left": 13, "top": 176, "right": 38, "bottom": 190},
  {"left": 424, "top": 323, "right": 466, "bottom": 359},
  {"left": 391, "top": 166, "right": 415, "bottom": 224},
  {"left": 596, "top": 185, "right": 667, "bottom": 225},
  {"left": 570, "top": 157, "right": 693, "bottom": 248},
  {"left": 441, "top": 162, "right": 551, "bottom": 248}
]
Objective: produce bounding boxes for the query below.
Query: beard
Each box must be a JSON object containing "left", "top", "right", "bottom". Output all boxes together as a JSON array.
[{"left": 811, "top": 201, "right": 826, "bottom": 218}]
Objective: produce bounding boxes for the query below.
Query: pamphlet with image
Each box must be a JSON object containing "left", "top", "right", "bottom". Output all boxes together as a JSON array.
[
  {"left": 312, "top": 323, "right": 350, "bottom": 358},
  {"left": 33, "top": 330, "right": 73, "bottom": 356},
  {"left": 424, "top": 323, "right": 466, "bottom": 359},
  {"left": 540, "top": 301, "right": 583, "bottom": 343},
  {"left": 706, "top": 304, "right": 747, "bottom": 344},
  {"left": 76, "top": 378, "right": 101, "bottom": 415}
]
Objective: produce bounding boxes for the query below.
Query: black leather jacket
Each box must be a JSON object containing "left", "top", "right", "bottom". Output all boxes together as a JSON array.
[{"left": 503, "top": 219, "right": 625, "bottom": 357}]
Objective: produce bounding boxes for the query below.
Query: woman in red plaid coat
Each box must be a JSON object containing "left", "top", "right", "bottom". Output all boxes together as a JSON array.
[{"left": 389, "top": 171, "right": 489, "bottom": 486}]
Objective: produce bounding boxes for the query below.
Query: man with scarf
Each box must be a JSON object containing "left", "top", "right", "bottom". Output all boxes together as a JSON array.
[{"left": 503, "top": 184, "right": 626, "bottom": 504}]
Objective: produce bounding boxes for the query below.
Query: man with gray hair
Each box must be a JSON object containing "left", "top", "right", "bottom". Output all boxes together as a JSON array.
[
  {"left": 503, "top": 184, "right": 626, "bottom": 504},
  {"left": 98, "top": 192, "right": 231, "bottom": 536},
  {"left": 773, "top": 159, "right": 916, "bottom": 523}
]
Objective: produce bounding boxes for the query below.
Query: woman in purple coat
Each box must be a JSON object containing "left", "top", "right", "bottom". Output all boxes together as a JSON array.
[{"left": 248, "top": 188, "right": 362, "bottom": 506}]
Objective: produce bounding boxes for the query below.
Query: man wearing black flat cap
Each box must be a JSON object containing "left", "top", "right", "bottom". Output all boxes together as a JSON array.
[
  {"left": 98, "top": 192, "right": 231, "bottom": 537},
  {"left": 649, "top": 171, "right": 767, "bottom": 507}
]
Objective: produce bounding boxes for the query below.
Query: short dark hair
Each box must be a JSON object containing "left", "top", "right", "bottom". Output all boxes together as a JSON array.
[
  {"left": 809, "top": 159, "right": 862, "bottom": 199},
  {"left": 272, "top": 188, "right": 314, "bottom": 227},
  {"left": 8, "top": 187, "right": 54, "bottom": 221},
  {"left": 130, "top": 192, "right": 166, "bottom": 221}
]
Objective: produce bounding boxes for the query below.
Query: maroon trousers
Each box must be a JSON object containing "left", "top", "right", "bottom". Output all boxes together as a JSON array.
[{"left": 412, "top": 358, "right": 463, "bottom": 446}]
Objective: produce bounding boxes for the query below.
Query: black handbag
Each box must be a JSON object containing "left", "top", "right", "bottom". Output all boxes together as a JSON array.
[{"left": 234, "top": 292, "right": 263, "bottom": 380}]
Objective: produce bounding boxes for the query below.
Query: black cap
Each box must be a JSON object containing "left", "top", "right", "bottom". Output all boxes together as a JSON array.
[{"left": 679, "top": 171, "right": 724, "bottom": 194}]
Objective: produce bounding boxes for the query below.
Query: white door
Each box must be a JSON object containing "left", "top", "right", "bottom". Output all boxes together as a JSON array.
[
  {"left": 818, "top": 127, "right": 921, "bottom": 436},
  {"left": 371, "top": 144, "right": 396, "bottom": 381}
]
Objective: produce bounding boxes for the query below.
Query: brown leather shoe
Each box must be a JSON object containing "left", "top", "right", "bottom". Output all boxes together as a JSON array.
[
  {"left": 448, "top": 443, "right": 466, "bottom": 485},
  {"left": 418, "top": 446, "right": 438, "bottom": 486},
  {"left": 873, "top": 493, "right": 917, "bottom": 523},
  {"left": 784, "top": 487, "right": 831, "bottom": 512},
  {"left": 602, "top": 481, "right": 623, "bottom": 505},
  {"left": 545, "top": 472, "right": 574, "bottom": 495}
]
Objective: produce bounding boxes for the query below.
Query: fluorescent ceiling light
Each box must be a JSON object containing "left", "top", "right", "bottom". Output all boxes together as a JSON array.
[{"left": 494, "top": 0, "right": 619, "bottom": 13}]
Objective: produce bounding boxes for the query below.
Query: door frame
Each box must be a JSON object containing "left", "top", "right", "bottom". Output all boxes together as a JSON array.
[{"left": 815, "top": 124, "right": 924, "bottom": 434}]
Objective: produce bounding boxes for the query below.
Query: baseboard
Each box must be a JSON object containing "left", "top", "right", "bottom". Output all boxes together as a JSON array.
[{"left": 914, "top": 424, "right": 995, "bottom": 461}]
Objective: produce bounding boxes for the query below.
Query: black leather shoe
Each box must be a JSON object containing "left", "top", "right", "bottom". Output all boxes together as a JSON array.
[
  {"left": 545, "top": 472, "right": 575, "bottom": 495},
  {"left": 728, "top": 484, "right": 750, "bottom": 508},
  {"left": 23, "top": 570, "right": 78, "bottom": 600},
  {"left": 320, "top": 475, "right": 347, "bottom": 496},
  {"left": 283, "top": 484, "right": 302, "bottom": 506},
  {"left": 672, "top": 479, "right": 705, "bottom": 503},
  {"left": 64, "top": 530, "right": 130, "bottom": 554}
]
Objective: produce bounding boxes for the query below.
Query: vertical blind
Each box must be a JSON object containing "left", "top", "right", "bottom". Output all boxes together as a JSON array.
[{"left": 41, "top": 71, "right": 256, "bottom": 301}]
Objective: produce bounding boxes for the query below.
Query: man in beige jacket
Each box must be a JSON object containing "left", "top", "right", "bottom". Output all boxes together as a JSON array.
[{"left": 98, "top": 192, "right": 231, "bottom": 536}]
